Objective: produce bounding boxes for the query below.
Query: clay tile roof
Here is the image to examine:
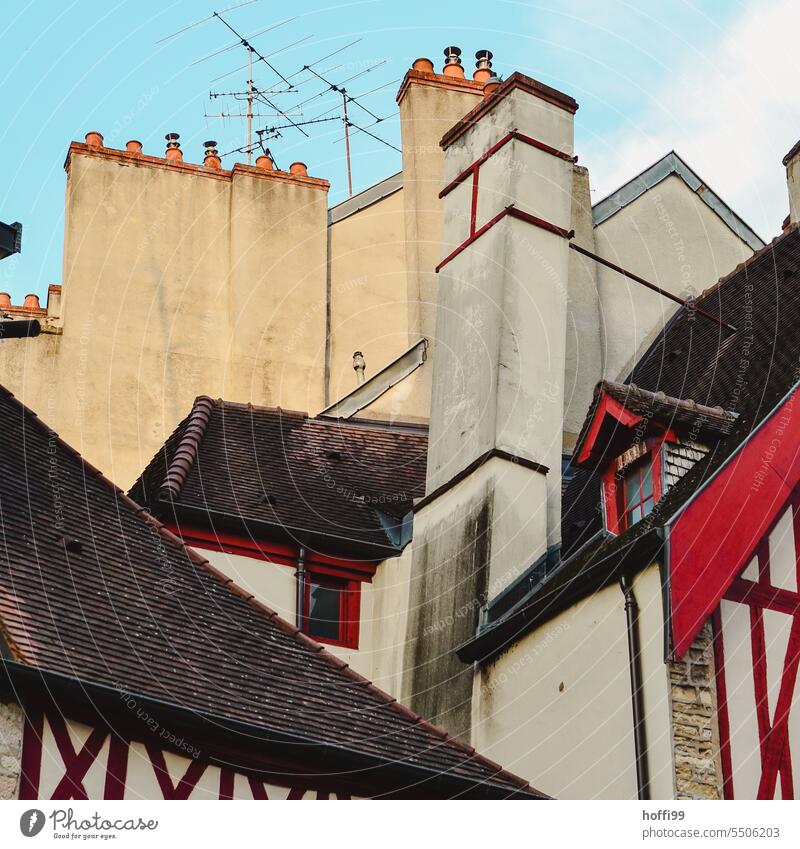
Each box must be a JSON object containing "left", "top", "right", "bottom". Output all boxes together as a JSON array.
[
  {"left": 130, "top": 398, "right": 429, "bottom": 559},
  {"left": 0, "top": 383, "right": 541, "bottom": 798},
  {"left": 571, "top": 380, "right": 737, "bottom": 469}
]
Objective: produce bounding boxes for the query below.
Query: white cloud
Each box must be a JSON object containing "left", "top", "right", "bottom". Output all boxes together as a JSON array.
[{"left": 584, "top": 0, "right": 800, "bottom": 241}]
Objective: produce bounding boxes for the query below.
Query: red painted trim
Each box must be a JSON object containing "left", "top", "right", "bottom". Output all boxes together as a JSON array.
[
  {"left": 219, "top": 768, "right": 235, "bottom": 800},
  {"left": 725, "top": 577, "right": 800, "bottom": 616},
  {"left": 104, "top": 735, "right": 128, "bottom": 800},
  {"left": 248, "top": 777, "right": 269, "bottom": 799},
  {"left": 49, "top": 712, "right": 108, "bottom": 800},
  {"left": 164, "top": 522, "right": 378, "bottom": 582},
  {"left": 758, "top": 616, "right": 800, "bottom": 798},
  {"left": 436, "top": 206, "right": 510, "bottom": 272},
  {"left": 439, "top": 130, "right": 575, "bottom": 200},
  {"left": 146, "top": 745, "right": 207, "bottom": 799},
  {"left": 435, "top": 204, "right": 573, "bottom": 273},
  {"left": 304, "top": 573, "right": 361, "bottom": 649},
  {"left": 577, "top": 394, "right": 642, "bottom": 465},
  {"left": 469, "top": 168, "right": 479, "bottom": 236},
  {"left": 506, "top": 206, "right": 574, "bottom": 240},
  {"left": 711, "top": 608, "right": 734, "bottom": 799},
  {"left": 749, "top": 604, "right": 770, "bottom": 780},
  {"left": 18, "top": 710, "right": 43, "bottom": 800},
  {"left": 669, "top": 383, "right": 800, "bottom": 658},
  {"left": 758, "top": 544, "right": 771, "bottom": 587}
]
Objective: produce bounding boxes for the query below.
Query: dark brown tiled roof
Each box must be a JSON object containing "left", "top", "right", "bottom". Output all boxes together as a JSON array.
[
  {"left": 0, "top": 383, "right": 540, "bottom": 798},
  {"left": 130, "top": 398, "right": 428, "bottom": 559}
]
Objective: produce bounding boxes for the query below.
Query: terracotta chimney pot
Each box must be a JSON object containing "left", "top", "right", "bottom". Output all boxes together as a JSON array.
[
  {"left": 85, "top": 131, "right": 104, "bottom": 148},
  {"left": 473, "top": 49, "right": 494, "bottom": 84},
  {"left": 165, "top": 133, "right": 182, "bottom": 162},
  {"left": 256, "top": 155, "right": 274, "bottom": 171},
  {"left": 126, "top": 140, "right": 143, "bottom": 154},
  {"left": 412, "top": 57, "right": 434, "bottom": 73},
  {"left": 204, "top": 154, "right": 222, "bottom": 169},
  {"left": 483, "top": 76, "right": 502, "bottom": 98},
  {"left": 0, "top": 292, "right": 11, "bottom": 309},
  {"left": 442, "top": 46, "right": 465, "bottom": 78},
  {"left": 23, "top": 294, "right": 41, "bottom": 310},
  {"left": 289, "top": 161, "right": 308, "bottom": 177}
]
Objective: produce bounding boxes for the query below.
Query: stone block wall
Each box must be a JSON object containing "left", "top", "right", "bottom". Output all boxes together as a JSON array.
[
  {"left": 668, "top": 621, "right": 723, "bottom": 799},
  {"left": 0, "top": 699, "right": 23, "bottom": 800}
]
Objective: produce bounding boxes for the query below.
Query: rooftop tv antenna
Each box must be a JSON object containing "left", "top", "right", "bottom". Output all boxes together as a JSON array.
[{"left": 202, "top": 12, "right": 304, "bottom": 164}]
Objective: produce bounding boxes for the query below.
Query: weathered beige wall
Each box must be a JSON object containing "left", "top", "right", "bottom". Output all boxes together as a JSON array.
[
  {"left": 398, "top": 73, "right": 483, "bottom": 400},
  {"left": 595, "top": 174, "right": 753, "bottom": 383},
  {"left": 327, "top": 188, "right": 414, "bottom": 412},
  {"left": 472, "top": 580, "right": 638, "bottom": 799},
  {"left": 0, "top": 698, "right": 23, "bottom": 800},
  {"left": 563, "top": 165, "right": 601, "bottom": 450},
  {"left": 0, "top": 147, "right": 329, "bottom": 489}
]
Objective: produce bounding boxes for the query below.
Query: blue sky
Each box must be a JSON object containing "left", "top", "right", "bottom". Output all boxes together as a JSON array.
[{"left": 2, "top": 0, "right": 798, "bottom": 302}]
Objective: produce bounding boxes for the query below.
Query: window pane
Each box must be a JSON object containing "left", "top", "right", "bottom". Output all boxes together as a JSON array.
[
  {"left": 308, "top": 581, "right": 342, "bottom": 641},
  {"left": 640, "top": 462, "right": 653, "bottom": 499},
  {"left": 626, "top": 471, "right": 642, "bottom": 510},
  {"left": 641, "top": 496, "right": 654, "bottom": 518}
]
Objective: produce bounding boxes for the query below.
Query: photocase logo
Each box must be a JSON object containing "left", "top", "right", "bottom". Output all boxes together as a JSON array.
[{"left": 20, "top": 809, "right": 45, "bottom": 837}]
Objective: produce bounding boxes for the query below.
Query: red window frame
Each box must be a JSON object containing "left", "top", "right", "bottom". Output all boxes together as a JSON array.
[
  {"left": 303, "top": 567, "right": 361, "bottom": 649},
  {"left": 603, "top": 437, "right": 665, "bottom": 535}
]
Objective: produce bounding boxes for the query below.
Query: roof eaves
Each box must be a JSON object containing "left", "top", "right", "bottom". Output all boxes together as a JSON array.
[
  {"left": 592, "top": 151, "right": 765, "bottom": 251},
  {"left": 328, "top": 172, "right": 403, "bottom": 225},
  {"left": 319, "top": 338, "right": 428, "bottom": 419}
]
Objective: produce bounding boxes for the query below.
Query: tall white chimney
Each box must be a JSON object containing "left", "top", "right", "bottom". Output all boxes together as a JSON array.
[{"left": 403, "top": 72, "right": 577, "bottom": 736}]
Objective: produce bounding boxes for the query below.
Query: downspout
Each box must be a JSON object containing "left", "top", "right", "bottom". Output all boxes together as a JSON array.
[
  {"left": 620, "top": 573, "right": 650, "bottom": 800},
  {"left": 295, "top": 546, "right": 307, "bottom": 631}
]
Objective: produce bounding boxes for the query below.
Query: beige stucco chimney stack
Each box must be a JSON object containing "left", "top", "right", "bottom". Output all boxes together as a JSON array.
[
  {"left": 396, "top": 50, "right": 485, "bottom": 408},
  {"left": 784, "top": 140, "right": 800, "bottom": 224},
  {"left": 403, "top": 72, "right": 578, "bottom": 738}
]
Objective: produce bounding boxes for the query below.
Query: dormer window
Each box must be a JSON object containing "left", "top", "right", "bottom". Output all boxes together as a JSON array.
[
  {"left": 621, "top": 457, "right": 655, "bottom": 529},
  {"left": 571, "top": 381, "right": 737, "bottom": 538},
  {"left": 602, "top": 440, "right": 664, "bottom": 535}
]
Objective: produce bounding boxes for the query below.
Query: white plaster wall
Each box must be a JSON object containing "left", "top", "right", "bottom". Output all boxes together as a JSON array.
[
  {"left": 472, "top": 581, "right": 638, "bottom": 799},
  {"left": 357, "top": 545, "right": 414, "bottom": 696},
  {"left": 199, "top": 545, "right": 411, "bottom": 689},
  {"left": 633, "top": 565, "right": 674, "bottom": 799},
  {"left": 595, "top": 174, "right": 753, "bottom": 383},
  {"left": 201, "top": 549, "right": 295, "bottom": 623}
]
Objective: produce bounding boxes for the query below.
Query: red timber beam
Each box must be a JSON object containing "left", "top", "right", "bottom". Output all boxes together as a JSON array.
[
  {"left": 435, "top": 129, "right": 576, "bottom": 273},
  {"left": 668, "top": 381, "right": 800, "bottom": 659}
]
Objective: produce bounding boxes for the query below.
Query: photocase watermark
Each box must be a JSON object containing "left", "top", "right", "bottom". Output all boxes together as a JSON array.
[{"left": 19, "top": 807, "right": 158, "bottom": 838}]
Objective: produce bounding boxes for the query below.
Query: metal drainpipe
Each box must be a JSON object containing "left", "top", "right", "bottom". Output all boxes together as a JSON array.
[
  {"left": 620, "top": 573, "right": 650, "bottom": 800},
  {"left": 295, "top": 547, "right": 307, "bottom": 631}
]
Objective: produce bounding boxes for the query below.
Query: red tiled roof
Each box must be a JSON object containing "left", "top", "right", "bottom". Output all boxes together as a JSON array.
[
  {"left": 130, "top": 398, "right": 429, "bottom": 559},
  {"left": 0, "top": 383, "right": 539, "bottom": 797}
]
